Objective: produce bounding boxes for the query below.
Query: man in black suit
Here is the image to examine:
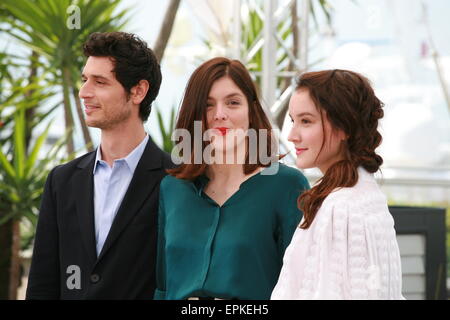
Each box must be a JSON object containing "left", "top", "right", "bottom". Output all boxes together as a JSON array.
[{"left": 26, "top": 32, "right": 174, "bottom": 299}]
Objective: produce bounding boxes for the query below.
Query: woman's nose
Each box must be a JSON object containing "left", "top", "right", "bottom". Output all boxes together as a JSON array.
[
  {"left": 287, "top": 127, "right": 300, "bottom": 143},
  {"left": 214, "top": 105, "right": 227, "bottom": 121}
]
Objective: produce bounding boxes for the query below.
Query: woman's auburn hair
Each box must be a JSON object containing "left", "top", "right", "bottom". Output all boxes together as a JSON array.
[
  {"left": 296, "top": 69, "right": 384, "bottom": 229},
  {"left": 167, "top": 57, "right": 275, "bottom": 180}
]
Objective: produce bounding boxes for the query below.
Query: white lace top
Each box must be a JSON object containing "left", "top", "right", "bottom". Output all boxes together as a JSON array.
[{"left": 271, "top": 167, "right": 405, "bottom": 300}]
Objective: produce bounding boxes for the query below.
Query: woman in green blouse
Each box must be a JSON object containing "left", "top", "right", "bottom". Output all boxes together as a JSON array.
[{"left": 154, "top": 57, "right": 310, "bottom": 300}]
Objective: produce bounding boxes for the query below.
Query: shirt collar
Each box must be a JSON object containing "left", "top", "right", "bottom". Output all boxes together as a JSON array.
[
  {"left": 357, "top": 166, "right": 375, "bottom": 182},
  {"left": 93, "top": 134, "right": 149, "bottom": 174}
]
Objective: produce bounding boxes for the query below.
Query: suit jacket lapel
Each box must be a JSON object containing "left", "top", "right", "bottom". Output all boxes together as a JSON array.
[
  {"left": 96, "top": 138, "right": 164, "bottom": 262},
  {"left": 74, "top": 152, "right": 98, "bottom": 266}
]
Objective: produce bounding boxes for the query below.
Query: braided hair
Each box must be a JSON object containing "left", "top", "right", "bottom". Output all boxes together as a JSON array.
[{"left": 295, "top": 69, "right": 384, "bottom": 229}]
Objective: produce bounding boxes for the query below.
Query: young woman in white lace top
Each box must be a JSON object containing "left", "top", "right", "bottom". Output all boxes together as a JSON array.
[{"left": 271, "top": 69, "right": 405, "bottom": 300}]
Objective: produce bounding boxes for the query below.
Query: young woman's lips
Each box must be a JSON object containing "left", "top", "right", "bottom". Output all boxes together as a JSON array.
[
  {"left": 295, "top": 148, "right": 308, "bottom": 155},
  {"left": 215, "top": 127, "right": 229, "bottom": 136}
]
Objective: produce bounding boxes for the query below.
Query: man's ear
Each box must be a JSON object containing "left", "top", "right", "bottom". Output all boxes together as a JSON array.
[{"left": 131, "top": 80, "right": 150, "bottom": 105}]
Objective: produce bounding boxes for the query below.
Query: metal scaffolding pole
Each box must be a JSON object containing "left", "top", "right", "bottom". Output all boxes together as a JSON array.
[
  {"left": 299, "top": 0, "right": 310, "bottom": 72},
  {"left": 232, "top": 0, "right": 242, "bottom": 60},
  {"left": 421, "top": 1, "right": 450, "bottom": 117},
  {"left": 232, "top": 0, "right": 310, "bottom": 163},
  {"left": 262, "top": 0, "right": 278, "bottom": 111}
]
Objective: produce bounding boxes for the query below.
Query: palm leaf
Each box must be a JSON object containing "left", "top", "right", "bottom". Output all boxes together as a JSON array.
[{"left": 25, "top": 120, "right": 53, "bottom": 179}]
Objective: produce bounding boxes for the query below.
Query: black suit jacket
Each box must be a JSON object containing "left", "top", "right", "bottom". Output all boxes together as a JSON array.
[{"left": 26, "top": 137, "right": 175, "bottom": 299}]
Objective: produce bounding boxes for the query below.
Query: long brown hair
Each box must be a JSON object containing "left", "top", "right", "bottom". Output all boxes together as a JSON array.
[
  {"left": 167, "top": 57, "right": 274, "bottom": 180},
  {"left": 296, "top": 69, "right": 384, "bottom": 229}
]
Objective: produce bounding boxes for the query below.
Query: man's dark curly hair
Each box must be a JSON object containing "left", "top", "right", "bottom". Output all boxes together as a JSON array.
[{"left": 83, "top": 32, "right": 162, "bottom": 121}]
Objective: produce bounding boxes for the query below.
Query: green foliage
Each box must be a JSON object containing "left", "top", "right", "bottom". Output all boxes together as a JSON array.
[
  {"left": 1, "top": 0, "right": 130, "bottom": 74},
  {"left": 1, "top": 0, "right": 131, "bottom": 154},
  {"left": 0, "top": 105, "right": 68, "bottom": 248},
  {"left": 155, "top": 105, "right": 177, "bottom": 153},
  {"left": 0, "top": 49, "right": 67, "bottom": 251}
]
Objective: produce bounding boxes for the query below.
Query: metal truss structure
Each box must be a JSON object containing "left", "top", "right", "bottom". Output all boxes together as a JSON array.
[{"left": 231, "top": 0, "right": 311, "bottom": 159}]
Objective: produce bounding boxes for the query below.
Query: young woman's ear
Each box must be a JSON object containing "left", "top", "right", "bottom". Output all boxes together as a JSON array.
[{"left": 338, "top": 129, "right": 349, "bottom": 142}]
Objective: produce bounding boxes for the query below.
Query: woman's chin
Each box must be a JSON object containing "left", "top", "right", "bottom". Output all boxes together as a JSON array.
[{"left": 295, "top": 159, "right": 313, "bottom": 170}]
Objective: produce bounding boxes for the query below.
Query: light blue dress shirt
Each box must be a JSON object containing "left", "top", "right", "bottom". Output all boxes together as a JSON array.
[{"left": 93, "top": 134, "right": 149, "bottom": 256}]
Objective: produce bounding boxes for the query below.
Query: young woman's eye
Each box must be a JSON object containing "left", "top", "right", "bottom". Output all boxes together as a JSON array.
[
  {"left": 301, "top": 119, "right": 311, "bottom": 124},
  {"left": 228, "top": 100, "right": 240, "bottom": 105},
  {"left": 96, "top": 81, "right": 105, "bottom": 85}
]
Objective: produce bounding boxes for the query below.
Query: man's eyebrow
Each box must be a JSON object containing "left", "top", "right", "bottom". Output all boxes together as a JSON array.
[{"left": 81, "top": 74, "right": 111, "bottom": 81}]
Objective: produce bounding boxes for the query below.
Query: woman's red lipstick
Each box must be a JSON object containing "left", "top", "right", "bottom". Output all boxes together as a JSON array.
[{"left": 215, "top": 127, "right": 229, "bottom": 136}]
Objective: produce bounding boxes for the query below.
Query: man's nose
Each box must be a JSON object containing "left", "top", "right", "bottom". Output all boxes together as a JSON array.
[{"left": 79, "top": 81, "right": 93, "bottom": 99}]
